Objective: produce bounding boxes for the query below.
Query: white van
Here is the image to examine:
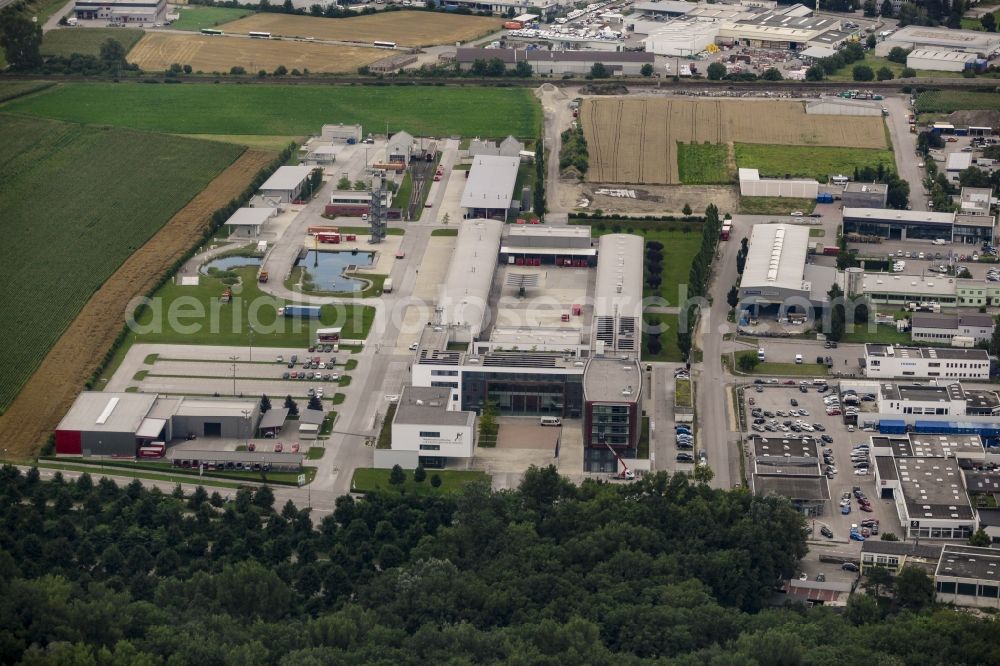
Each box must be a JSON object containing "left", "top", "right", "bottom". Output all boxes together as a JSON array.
[
  {"left": 757, "top": 349, "right": 766, "bottom": 361},
  {"left": 540, "top": 416, "right": 562, "bottom": 427},
  {"left": 795, "top": 354, "right": 803, "bottom": 364}
]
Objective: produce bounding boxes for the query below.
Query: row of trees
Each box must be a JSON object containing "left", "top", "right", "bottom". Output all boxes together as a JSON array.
[
  {"left": 677, "top": 205, "right": 723, "bottom": 358},
  {"left": 4, "top": 466, "right": 1000, "bottom": 663},
  {"left": 706, "top": 62, "right": 783, "bottom": 82}
]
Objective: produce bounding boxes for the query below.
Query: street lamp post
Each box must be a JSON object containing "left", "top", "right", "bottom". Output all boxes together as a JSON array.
[
  {"left": 249, "top": 326, "right": 255, "bottom": 362},
  {"left": 229, "top": 355, "right": 239, "bottom": 396}
]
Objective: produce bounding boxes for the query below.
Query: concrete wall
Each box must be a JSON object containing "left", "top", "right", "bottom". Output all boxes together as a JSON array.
[
  {"left": 373, "top": 448, "right": 420, "bottom": 469},
  {"left": 392, "top": 421, "right": 474, "bottom": 459}
]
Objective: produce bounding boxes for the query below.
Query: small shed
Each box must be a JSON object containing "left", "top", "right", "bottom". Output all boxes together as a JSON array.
[{"left": 300, "top": 408, "right": 326, "bottom": 426}]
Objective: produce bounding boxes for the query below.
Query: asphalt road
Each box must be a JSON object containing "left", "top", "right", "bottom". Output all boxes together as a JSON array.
[{"left": 883, "top": 95, "right": 924, "bottom": 211}]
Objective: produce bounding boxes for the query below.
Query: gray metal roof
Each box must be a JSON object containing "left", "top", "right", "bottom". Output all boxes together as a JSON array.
[
  {"left": 259, "top": 408, "right": 289, "bottom": 430},
  {"left": 862, "top": 540, "right": 942, "bottom": 559},
  {"left": 259, "top": 165, "right": 313, "bottom": 192},
  {"left": 224, "top": 207, "right": 276, "bottom": 227},
  {"left": 393, "top": 386, "right": 475, "bottom": 427},
  {"left": 57, "top": 392, "right": 156, "bottom": 434},
  {"left": 936, "top": 545, "right": 1000, "bottom": 582},
  {"left": 752, "top": 474, "right": 830, "bottom": 501},
  {"left": 299, "top": 408, "right": 326, "bottom": 425},
  {"left": 175, "top": 397, "right": 258, "bottom": 419},
  {"left": 844, "top": 207, "right": 955, "bottom": 225},
  {"left": 437, "top": 218, "right": 503, "bottom": 339},
  {"left": 460, "top": 155, "right": 519, "bottom": 210},
  {"left": 896, "top": 456, "right": 974, "bottom": 520},
  {"left": 583, "top": 357, "right": 641, "bottom": 404},
  {"left": 593, "top": 234, "right": 644, "bottom": 323},
  {"left": 741, "top": 224, "right": 811, "bottom": 294}
]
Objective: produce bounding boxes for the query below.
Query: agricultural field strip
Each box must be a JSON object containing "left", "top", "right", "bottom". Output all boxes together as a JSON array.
[
  {"left": 219, "top": 11, "right": 502, "bottom": 48},
  {"left": 0, "top": 115, "right": 243, "bottom": 414},
  {"left": 582, "top": 97, "right": 887, "bottom": 185},
  {"left": 3, "top": 83, "right": 541, "bottom": 139},
  {"left": 127, "top": 32, "right": 385, "bottom": 74}
]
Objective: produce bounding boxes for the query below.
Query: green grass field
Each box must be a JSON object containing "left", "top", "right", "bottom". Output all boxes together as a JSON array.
[
  {"left": 735, "top": 144, "right": 895, "bottom": 180},
  {"left": 677, "top": 142, "right": 733, "bottom": 184},
  {"left": 825, "top": 53, "right": 964, "bottom": 81},
  {"left": 840, "top": 322, "right": 912, "bottom": 345},
  {"left": 916, "top": 91, "right": 1000, "bottom": 114},
  {"left": 643, "top": 313, "right": 683, "bottom": 362},
  {"left": 41, "top": 28, "right": 145, "bottom": 57},
  {"left": 4, "top": 83, "right": 542, "bottom": 138},
  {"left": 0, "top": 115, "right": 242, "bottom": 413},
  {"left": 734, "top": 351, "right": 828, "bottom": 377},
  {"left": 168, "top": 6, "right": 255, "bottom": 31},
  {"left": 961, "top": 11, "right": 1000, "bottom": 31},
  {"left": 132, "top": 267, "right": 375, "bottom": 347},
  {"left": 351, "top": 468, "right": 489, "bottom": 495},
  {"left": 738, "top": 197, "right": 817, "bottom": 215}
]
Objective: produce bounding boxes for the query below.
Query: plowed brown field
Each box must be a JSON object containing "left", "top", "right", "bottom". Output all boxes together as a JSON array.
[
  {"left": 0, "top": 150, "right": 274, "bottom": 459},
  {"left": 129, "top": 33, "right": 384, "bottom": 74},
  {"left": 583, "top": 97, "right": 888, "bottom": 185}
]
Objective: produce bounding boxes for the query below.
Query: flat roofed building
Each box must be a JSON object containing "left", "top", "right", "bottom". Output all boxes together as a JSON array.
[
  {"left": 75, "top": 0, "right": 165, "bottom": 23},
  {"left": 751, "top": 435, "right": 820, "bottom": 476},
  {"left": 842, "top": 182, "right": 888, "bottom": 209},
  {"left": 907, "top": 49, "right": 976, "bottom": 72},
  {"left": 965, "top": 389, "right": 1000, "bottom": 416},
  {"left": 946, "top": 153, "right": 973, "bottom": 182},
  {"left": 224, "top": 207, "right": 276, "bottom": 237},
  {"left": 861, "top": 272, "right": 958, "bottom": 308},
  {"left": 258, "top": 165, "right": 314, "bottom": 203},
  {"left": 751, "top": 474, "right": 830, "bottom": 516},
  {"left": 738, "top": 168, "right": 819, "bottom": 199},
  {"left": 633, "top": 0, "right": 697, "bottom": 16},
  {"left": 935, "top": 545, "right": 1000, "bottom": 608},
  {"left": 878, "top": 454, "right": 976, "bottom": 539},
  {"left": 844, "top": 207, "right": 956, "bottom": 241},
  {"left": 437, "top": 219, "right": 503, "bottom": 342},
  {"left": 879, "top": 382, "right": 967, "bottom": 418},
  {"left": 864, "top": 344, "right": 990, "bottom": 380},
  {"left": 502, "top": 224, "right": 593, "bottom": 251},
  {"left": 583, "top": 357, "right": 642, "bottom": 471},
  {"left": 952, "top": 214, "right": 995, "bottom": 245},
  {"left": 461, "top": 155, "right": 520, "bottom": 219},
  {"left": 861, "top": 540, "right": 942, "bottom": 575},
  {"left": 392, "top": 386, "right": 475, "bottom": 465},
  {"left": 593, "top": 234, "right": 644, "bottom": 354},
  {"left": 738, "top": 223, "right": 812, "bottom": 305},
  {"left": 643, "top": 20, "right": 720, "bottom": 57},
  {"left": 876, "top": 25, "right": 1000, "bottom": 57},
  {"left": 911, "top": 312, "right": 995, "bottom": 344},
  {"left": 960, "top": 187, "right": 994, "bottom": 217}
]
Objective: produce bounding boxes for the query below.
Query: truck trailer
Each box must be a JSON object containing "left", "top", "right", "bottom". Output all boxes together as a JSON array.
[{"left": 278, "top": 305, "right": 322, "bottom": 318}]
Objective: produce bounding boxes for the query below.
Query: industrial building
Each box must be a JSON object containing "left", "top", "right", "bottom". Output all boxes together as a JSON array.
[
  {"left": 409, "top": 222, "right": 645, "bottom": 472},
  {"left": 843, "top": 207, "right": 958, "bottom": 241},
  {"left": 738, "top": 224, "right": 833, "bottom": 309},
  {"left": 55, "top": 392, "right": 260, "bottom": 456},
  {"left": 947, "top": 152, "right": 973, "bottom": 183},
  {"left": 223, "top": 207, "right": 277, "bottom": 237},
  {"left": 935, "top": 545, "right": 1000, "bottom": 609},
  {"left": 841, "top": 182, "right": 888, "bottom": 209},
  {"left": 325, "top": 190, "right": 390, "bottom": 218},
  {"left": 748, "top": 435, "right": 829, "bottom": 516},
  {"left": 910, "top": 312, "right": 995, "bottom": 345},
  {"left": 386, "top": 131, "right": 414, "bottom": 164},
  {"left": 74, "top": 0, "right": 164, "bottom": 23},
  {"left": 453, "top": 47, "right": 654, "bottom": 76},
  {"left": 863, "top": 344, "right": 990, "bottom": 380},
  {"left": 389, "top": 386, "right": 476, "bottom": 468},
  {"left": 861, "top": 541, "right": 943, "bottom": 575},
  {"left": 466, "top": 136, "right": 524, "bottom": 159},
  {"left": 441, "top": 0, "right": 565, "bottom": 20},
  {"left": 805, "top": 97, "right": 885, "bottom": 117},
  {"left": 959, "top": 187, "right": 995, "bottom": 218},
  {"left": 738, "top": 168, "right": 819, "bottom": 199},
  {"left": 875, "top": 25, "right": 1000, "bottom": 58},
  {"left": 461, "top": 155, "right": 520, "bottom": 219},
  {"left": 258, "top": 165, "right": 315, "bottom": 204},
  {"left": 643, "top": 20, "right": 719, "bottom": 56},
  {"left": 906, "top": 49, "right": 977, "bottom": 73}
]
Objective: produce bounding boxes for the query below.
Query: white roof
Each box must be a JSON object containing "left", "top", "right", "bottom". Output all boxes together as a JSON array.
[
  {"left": 862, "top": 272, "right": 958, "bottom": 297},
  {"left": 634, "top": 0, "right": 696, "bottom": 13},
  {"left": 741, "top": 224, "right": 811, "bottom": 293},
  {"left": 513, "top": 13, "right": 538, "bottom": 21},
  {"left": 738, "top": 167, "right": 760, "bottom": 181},
  {"left": 844, "top": 207, "right": 956, "bottom": 224},
  {"left": 174, "top": 397, "right": 258, "bottom": 418},
  {"left": 259, "top": 165, "right": 313, "bottom": 192},
  {"left": 224, "top": 207, "right": 277, "bottom": 227},
  {"left": 136, "top": 417, "right": 166, "bottom": 439},
  {"left": 887, "top": 25, "right": 1000, "bottom": 51},
  {"left": 594, "top": 234, "right": 645, "bottom": 323},
  {"left": 57, "top": 392, "right": 156, "bottom": 433},
  {"left": 908, "top": 49, "right": 976, "bottom": 63},
  {"left": 946, "top": 153, "right": 973, "bottom": 171},
  {"left": 461, "top": 155, "right": 520, "bottom": 210},
  {"left": 438, "top": 219, "right": 504, "bottom": 338}
]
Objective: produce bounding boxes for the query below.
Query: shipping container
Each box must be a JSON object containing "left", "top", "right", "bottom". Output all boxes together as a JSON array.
[
  {"left": 822, "top": 246, "right": 840, "bottom": 256},
  {"left": 816, "top": 192, "right": 834, "bottom": 203}
]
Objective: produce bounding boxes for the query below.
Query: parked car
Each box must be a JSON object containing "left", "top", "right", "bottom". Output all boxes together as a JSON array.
[
  {"left": 820, "top": 526, "right": 834, "bottom": 538},
  {"left": 842, "top": 562, "right": 860, "bottom": 572}
]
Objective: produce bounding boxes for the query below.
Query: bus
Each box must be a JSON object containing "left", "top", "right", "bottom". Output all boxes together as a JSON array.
[
  {"left": 249, "top": 31, "right": 271, "bottom": 39},
  {"left": 201, "top": 28, "right": 223, "bottom": 35},
  {"left": 373, "top": 40, "right": 396, "bottom": 49}
]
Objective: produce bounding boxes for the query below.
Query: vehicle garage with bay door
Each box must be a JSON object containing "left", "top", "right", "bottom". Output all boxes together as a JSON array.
[{"left": 170, "top": 399, "right": 260, "bottom": 439}]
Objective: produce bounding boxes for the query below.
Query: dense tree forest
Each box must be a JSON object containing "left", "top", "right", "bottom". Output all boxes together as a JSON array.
[{"left": 1, "top": 464, "right": 999, "bottom": 664}]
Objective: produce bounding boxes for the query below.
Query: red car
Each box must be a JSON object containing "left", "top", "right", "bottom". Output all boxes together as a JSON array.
[
  {"left": 433, "top": 175, "right": 441, "bottom": 181},
  {"left": 274, "top": 442, "right": 283, "bottom": 453},
  {"left": 859, "top": 504, "right": 874, "bottom": 512},
  {"left": 291, "top": 443, "right": 300, "bottom": 453},
  {"left": 783, "top": 380, "right": 796, "bottom": 385}
]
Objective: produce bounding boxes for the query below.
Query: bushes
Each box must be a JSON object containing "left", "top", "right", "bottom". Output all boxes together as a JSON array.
[{"left": 559, "top": 124, "right": 589, "bottom": 175}]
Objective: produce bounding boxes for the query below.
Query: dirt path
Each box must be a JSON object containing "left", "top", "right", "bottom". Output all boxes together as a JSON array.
[{"left": 0, "top": 149, "right": 274, "bottom": 459}]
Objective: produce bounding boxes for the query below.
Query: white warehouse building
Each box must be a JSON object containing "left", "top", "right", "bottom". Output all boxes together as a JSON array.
[
  {"left": 863, "top": 344, "right": 991, "bottom": 380},
  {"left": 739, "top": 168, "right": 819, "bottom": 199},
  {"left": 906, "top": 49, "right": 977, "bottom": 73}
]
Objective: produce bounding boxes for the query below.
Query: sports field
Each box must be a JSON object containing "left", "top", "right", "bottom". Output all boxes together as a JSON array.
[
  {"left": 128, "top": 32, "right": 384, "bottom": 74},
  {"left": 168, "top": 5, "right": 254, "bottom": 32},
  {"left": 4, "top": 82, "right": 541, "bottom": 138},
  {"left": 221, "top": 11, "right": 502, "bottom": 47},
  {"left": 582, "top": 97, "right": 888, "bottom": 184},
  {"left": 0, "top": 115, "right": 243, "bottom": 415},
  {"left": 41, "top": 27, "right": 145, "bottom": 57}
]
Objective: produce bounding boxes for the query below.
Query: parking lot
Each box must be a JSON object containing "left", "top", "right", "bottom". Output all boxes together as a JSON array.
[{"left": 743, "top": 381, "right": 902, "bottom": 561}]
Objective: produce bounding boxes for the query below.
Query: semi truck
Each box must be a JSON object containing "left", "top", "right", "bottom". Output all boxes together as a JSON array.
[{"left": 278, "top": 305, "right": 321, "bottom": 318}]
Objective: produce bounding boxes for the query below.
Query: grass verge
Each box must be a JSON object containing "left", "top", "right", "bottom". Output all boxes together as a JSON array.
[
  {"left": 734, "top": 350, "right": 828, "bottom": 377},
  {"left": 643, "top": 313, "right": 683, "bottom": 362},
  {"left": 735, "top": 143, "right": 895, "bottom": 180},
  {"left": 738, "top": 197, "right": 817, "bottom": 215},
  {"left": 351, "top": 468, "right": 489, "bottom": 495},
  {"left": 675, "top": 378, "right": 692, "bottom": 408}
]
